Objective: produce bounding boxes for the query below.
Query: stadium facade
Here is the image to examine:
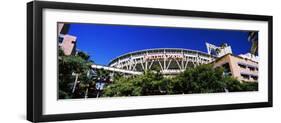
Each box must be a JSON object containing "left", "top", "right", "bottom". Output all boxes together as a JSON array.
[
  {"left": 107, "top": 43, "right": 259, "bottom": 82},
  {"left": 108, "top": 48, "right": 216, "bottom": 75}
]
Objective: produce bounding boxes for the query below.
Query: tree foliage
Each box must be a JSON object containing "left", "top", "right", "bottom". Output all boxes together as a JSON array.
[
  {"left": 102, "top": 64, "right": 258, "bottom": 97},
  {"left": 171, "top": 64, "right": 226, "bottom": 94},
  {"left": 103, "top": 71, "right": 168, "bottom": 97},
  {"left": 58, "top": 48, "right": 92, "bottom": 99}
]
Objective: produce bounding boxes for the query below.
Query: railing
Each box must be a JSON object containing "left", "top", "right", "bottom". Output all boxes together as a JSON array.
[{"left": 91, "top": 64, "right": 142, "bottom": 75}]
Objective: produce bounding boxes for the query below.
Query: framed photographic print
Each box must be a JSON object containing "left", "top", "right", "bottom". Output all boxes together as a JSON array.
[{"left": 27, "top": 1, "right": 273, "bottom": 122}]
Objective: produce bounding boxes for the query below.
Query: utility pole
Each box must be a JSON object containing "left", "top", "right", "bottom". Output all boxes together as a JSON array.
[{"left": 72, "top": 73, "right": 79, "bottom": 93}]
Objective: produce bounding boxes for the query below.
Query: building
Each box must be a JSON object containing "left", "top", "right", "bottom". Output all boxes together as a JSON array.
[
  {"left": 206, "top": 42, "right": 232, "bottom": 57},
  {"left": 108, "top": 48, "right": 216, "bottom": 76},
  {"left": 212, "top": 54, "right": 258, "bottom": 82},
  {"left": 239, "top": 53, "right": 259, "bottom": 62},
  {"left": 58, "top": 23, "right": 77, "bottom": 55}
]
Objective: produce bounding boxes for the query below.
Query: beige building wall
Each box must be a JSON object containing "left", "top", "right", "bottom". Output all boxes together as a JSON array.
[
  {"left": 60, "top": 35, "right": 77, "bottom": 55},
  {"left": 213, "top": 54, "right": 258, "bottom": 82},
  {"left": 58, "top": 23, "right": 77, "bottom": 56}
]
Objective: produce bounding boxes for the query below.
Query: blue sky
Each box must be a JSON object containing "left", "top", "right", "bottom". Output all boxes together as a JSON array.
[{"left": 67, "top": 23, "right": 252, "bottom": 65}]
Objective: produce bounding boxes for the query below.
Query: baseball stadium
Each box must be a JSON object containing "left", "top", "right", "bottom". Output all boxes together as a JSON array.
[
  {"left": 58, "top": 23, "right": 259, "bottom": 99},
  {"left": 108, "top": 48, "right": 216, "bottom": 76}
]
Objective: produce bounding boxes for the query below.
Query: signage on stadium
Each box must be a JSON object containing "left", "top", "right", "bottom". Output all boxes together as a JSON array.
[{"left": 145, "top": 54, "right": 184, "bottom": 60}]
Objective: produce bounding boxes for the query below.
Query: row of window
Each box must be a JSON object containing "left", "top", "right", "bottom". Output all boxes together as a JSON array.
[
  {"left": 240, "top": 73, "right": 258, "bottom": 80},
  {"left": 238, "top": 63, "right": 258, "bottom": 71}
]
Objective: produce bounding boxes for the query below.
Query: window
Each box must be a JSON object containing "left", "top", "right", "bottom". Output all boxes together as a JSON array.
[
  {"left": 251, "top": 76, "right": 258, "bottom": 80},
  {"left": 248, "top": 66, "right": 255, "bottom": 71},
  {"left": 58, "top": 37, "right": 64, "bottom": 44},
  {"left": 241, "top": 74, "right": 250, "bottom": 80},
  {"left": 222, "top": 63, "right": 232, "bottom": 76},
  {"left": 238, "top": 64, "right": 246, "bottom": 68}
]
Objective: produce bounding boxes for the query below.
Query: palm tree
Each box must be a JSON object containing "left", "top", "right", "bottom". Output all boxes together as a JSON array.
[{"left": 248, "top": 32, "right": 258, "bottom": 55}]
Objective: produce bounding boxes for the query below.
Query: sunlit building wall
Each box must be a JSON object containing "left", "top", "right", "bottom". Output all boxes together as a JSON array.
[
  {"left": 213, "top": 54, "right": 258, "bottom": 82},
  {"left": 58, "top": 23, "right": 77, "bottom": 55}
]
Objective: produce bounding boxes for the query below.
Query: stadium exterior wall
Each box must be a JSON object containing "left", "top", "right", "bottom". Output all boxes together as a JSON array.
[{"left": 108, "top": 48, "right": 216, "bottom": 75}]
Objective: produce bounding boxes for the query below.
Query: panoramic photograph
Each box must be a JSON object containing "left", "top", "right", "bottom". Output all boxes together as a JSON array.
[{"left": 58, "top": 22, "right": 259, "bottom": 99}]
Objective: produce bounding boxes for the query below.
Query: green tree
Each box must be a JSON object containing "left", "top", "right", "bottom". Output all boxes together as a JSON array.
[
  {"left": 175, "top": 64, "right": 226, "bottom": 93},
  {"left": 102, "top": 64, "right": 258, "bottom": 97},
  {"left": 58, "top": 48, "right": 93, "bottom": 99},
  {"left": 223, "top": 76, "right": 243, "bottom": 92},
  {"left": 241, "top": 82, "right": 258, "bottom": 91},
  {"left": 102, "top": 70, "right": 167, "bottom": 97}
]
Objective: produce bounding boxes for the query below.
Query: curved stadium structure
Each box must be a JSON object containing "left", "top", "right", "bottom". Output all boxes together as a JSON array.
[{"left": 108, "top": 48, "right": 216, "bottom": 75}]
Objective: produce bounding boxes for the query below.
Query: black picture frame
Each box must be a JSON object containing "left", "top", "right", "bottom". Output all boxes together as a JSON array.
[{"left": 27, "top": 1, "right": 273, "bottom": 122}]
